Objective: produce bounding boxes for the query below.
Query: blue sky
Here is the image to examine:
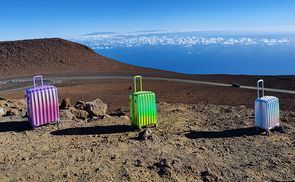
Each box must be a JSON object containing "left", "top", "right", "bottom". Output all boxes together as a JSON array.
[{"left": 0, "top": 0, "right": 295, "bottom": 41}]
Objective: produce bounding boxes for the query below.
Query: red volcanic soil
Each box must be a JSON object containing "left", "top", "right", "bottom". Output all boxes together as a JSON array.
[{"left": 0, "top": 38, "right": 171, "bottom": 78}]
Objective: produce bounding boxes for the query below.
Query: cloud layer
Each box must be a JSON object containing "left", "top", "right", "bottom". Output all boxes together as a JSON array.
[{"left": 69, "top": 32, "right": 293, "bottom": 49}]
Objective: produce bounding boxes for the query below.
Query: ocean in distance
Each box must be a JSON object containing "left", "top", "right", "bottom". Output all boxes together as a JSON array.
[{"left": 71, "top": 31, "right": 295, "bottom": 75}]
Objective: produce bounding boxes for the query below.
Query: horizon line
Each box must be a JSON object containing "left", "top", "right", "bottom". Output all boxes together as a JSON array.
[{"left": 76, "top": 26, "right": 295, "bottom": 37}]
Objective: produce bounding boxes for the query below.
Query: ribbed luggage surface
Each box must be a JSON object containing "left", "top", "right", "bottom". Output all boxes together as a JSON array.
[
  {"left": 26, "top": 85, "right": 60, "bottom": 127},
  {"left": 255, "top": 96, "right": 279, "bottom": 131},
  {"left": 254, "top": 79, "right": 280, "bottom": 132},
  {"left": 129, "top": 75, "right": 157, "bottom": 129},
  {"left": 130, "top": 91, "right": 157, "bottom": 128}
]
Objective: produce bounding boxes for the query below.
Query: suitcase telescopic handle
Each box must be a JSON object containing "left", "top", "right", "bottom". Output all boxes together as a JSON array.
[
  {"left": 257, "top": 79, "right": 264, "bottom": 98},
  {"left": 33, "top": 75, "right": 44, "bottom": 87},
  {"left": 134, "top": 75, "right": 143, "bottom": 92}
]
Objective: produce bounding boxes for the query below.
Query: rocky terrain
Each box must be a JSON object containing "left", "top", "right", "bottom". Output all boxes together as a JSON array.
[{"left": 0, "top": 97, "right": 294, "bottom": 181}]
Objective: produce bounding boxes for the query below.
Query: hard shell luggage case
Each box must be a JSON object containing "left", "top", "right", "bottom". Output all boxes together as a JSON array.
[
  {"left": 129, "top": 75, "right": 157, "bottom": 129},
  {"left": 255, "top": 79, "right": 280, "bottom": 134},
  {"left": 26, "top": 75, "right": 60, "bottom": 128}
]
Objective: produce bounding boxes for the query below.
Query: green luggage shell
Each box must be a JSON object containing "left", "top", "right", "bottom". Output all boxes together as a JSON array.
[{"left": 129, "top": 76, "right": 157, "bottom": 129}]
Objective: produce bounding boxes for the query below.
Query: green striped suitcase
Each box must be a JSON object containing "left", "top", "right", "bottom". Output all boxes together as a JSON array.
[{"left": 129, "top": 75, "right": 157, "bottom": 129}]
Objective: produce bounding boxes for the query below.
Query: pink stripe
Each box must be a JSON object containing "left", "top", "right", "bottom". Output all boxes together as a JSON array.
[
  {"left": 52, "top": 88, "right": 57, "bottom": 122},
  {"left": 54, "top": 88, "right": 59, "bottom": 122},
  {"left": 42, "top": 89, "right": 48, "bottom": 123},
  {"left": 31, "top": 91, "right": 35, "bottom": 126},
  {"left": 55, "top": 88, "right": 60, "bottom": 121},
  {"left": 38, "top": 90, "right": 42, "bottom": 126},
  {"left": 45, "top": 88, "right": 50, "bottom": 122},
  {"left": 49, "top": 87, "right": 54, "bottom": 122},
  {"left": 36, "top": 91, "right": 41, "bottom": 126},
  {"left": 43, "top": 89, "right": 48, "bottom": 123},
  {"left": 38, "top": 90, "right": 43, "bottom": 125},
  {"left": 41, "top": 89, "right": 45, "bottom": 123},
  {"left": 33, "top": 91, "right": 38, "bottom": 126}
]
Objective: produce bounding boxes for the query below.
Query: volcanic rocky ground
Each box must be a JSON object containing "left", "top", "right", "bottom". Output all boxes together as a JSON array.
[{"left": 0, "top": 97, "right": 294, "bottom": 181}]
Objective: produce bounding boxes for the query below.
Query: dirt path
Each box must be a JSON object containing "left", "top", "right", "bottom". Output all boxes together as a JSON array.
[
  {"left": 3, "top": 79, "right": 295, "bottom": 112},
  {"left": 1, "top": 75, "right": 295, "bottom": 95}
]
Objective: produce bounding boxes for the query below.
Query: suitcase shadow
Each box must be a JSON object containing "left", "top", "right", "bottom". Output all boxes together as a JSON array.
[
  {"left": 185, "top": 127, "right": 258, "bottom": 139},
  {"left": 51, "top": 124, "right": 135, "bottom": 136},
  {"left": 0, "top": 120, "right": 32, "bottom": 132}
]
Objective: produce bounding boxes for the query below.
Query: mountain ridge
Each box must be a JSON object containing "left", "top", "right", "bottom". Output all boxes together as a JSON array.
[{"left": 0, "top": 38, "right": 164, "bottom": 78}]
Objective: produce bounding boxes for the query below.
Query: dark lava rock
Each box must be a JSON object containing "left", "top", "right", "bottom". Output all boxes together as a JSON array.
[
  {"left": 3, "top": 110, "right": 15, "bottom": 116},
  {"left": 201, "top": 168, "right": 223, "bottom": 182},
  {"left": 60, "top": 98, "right": 71, "bottom": 110},
  {"left": 154, "top": 158, "right": 172, "bottom": 177},
  {"left": 134, "top": 159, "right": 143, "bottom": 167},
  {"left": 138, "top": 129, "right": 153, "bottom": 141},
  {"left": 74, "top": 100, "right": 84, "bottom": 110}
]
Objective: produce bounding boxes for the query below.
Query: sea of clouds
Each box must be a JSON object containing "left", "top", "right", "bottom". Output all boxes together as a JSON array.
[{"left": 70, "top": 31, "right": 294, "bottom": 49}]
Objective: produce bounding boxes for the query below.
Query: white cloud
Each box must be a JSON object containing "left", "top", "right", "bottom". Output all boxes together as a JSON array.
[{"left": 69, "top": 32, "right": 293, "bottom": 49}]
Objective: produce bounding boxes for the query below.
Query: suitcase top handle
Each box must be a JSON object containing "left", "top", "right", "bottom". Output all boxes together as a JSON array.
[
  {"left": 257, "top": 79, "right": 264, "bottom": 98},
  {"left": 133, "top": 75, "right": 143, "bottom": 92},
  {"left": 33, "top": 75, "right": 44, "bottom": 87}
]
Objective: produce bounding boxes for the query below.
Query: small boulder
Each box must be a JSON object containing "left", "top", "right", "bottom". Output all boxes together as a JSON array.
[
  {"left": 70, "top": 108, "right": 89, "bottom": 120},
  {"left": 14, "top": 99, "right": 26, "bottom": 109},
  {"left": 60, "top": 110, "right": 76, "bottom": 121},
  {"left": 3, "top": 109, "right": 16, "bottom": 116},
  {"left": 0, "top": 107, "right": 4, "bottom": 116},
  {"left": 60, "top": 98, "right": 71, "bottom": 110},
  {"left": 83, "top": 99, "right": 107, "bottom": 118},
  {"left": 138, "top": 129, "right": 153, "bottom": 140}
]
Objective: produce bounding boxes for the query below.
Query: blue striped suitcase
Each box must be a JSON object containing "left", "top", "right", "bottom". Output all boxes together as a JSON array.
[{"left": 255, "top": 79, "right": 280, "bottom": 134}]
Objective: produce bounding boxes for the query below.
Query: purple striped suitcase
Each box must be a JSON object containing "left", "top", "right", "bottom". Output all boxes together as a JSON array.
[{"left": 26, "top": 75, "right": 60, "bottom": 128}]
